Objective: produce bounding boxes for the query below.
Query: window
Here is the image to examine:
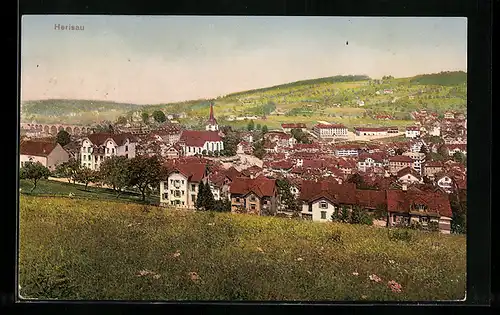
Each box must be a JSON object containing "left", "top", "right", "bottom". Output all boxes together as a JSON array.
[
  {"left": 235, "top": 198, "right": 240, "bottom": 203},
  {"left": 250, "top": 204, "right": 256, "bottom": 210},
  {"left": 408, "top": 175, "right": 411, "bottom": 179},
  {"left": 125, "top": 145, "right": 128, "bottom": 152},
  {"left": 174, "top": 190, "right": 181, "bottom": 198},
  {"left": 191, "top": 195, "right": 196, "bottom": 202},
  {"left": 106, "top": 148, "right": 109, "bottom": 154},
  {"left": 125, "top": 154, "right": 128, "bottom": 158},
  {"left": 182, "top": 201, "right": 185, "bottom": 205},
  {"left": 170, "top": 190, "right": 173, "bottom": 194},
  {"left": 419, "top": 217, "right": 429, "bottom": 224},
  {"left": 250, "top": 196, "right": 256, "bottom": 202},
  {"left": 181, "top": 190, "right": 184, "bottom": 196},
  {"left": 319, "top": 201, "right": 328, "bottom": 209},
  {"left": 112, "top": 148, "right": 115, "bottom": 154},
  {"left": 191, "top": 184, "right": 196, "bottom": 191},
  {"left": 320, "top": 211, "right": 327, "bottom": 219},
  {"left": 83, "top": 155, "right": 86, "bottom": 161},
  {"left": 181, "top": 180, "right": 184, "bottom": 185}
]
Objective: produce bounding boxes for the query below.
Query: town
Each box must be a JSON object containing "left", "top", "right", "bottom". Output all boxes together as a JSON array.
[{"left": 20, "top": 102, "right": 467, "bottom": 234}]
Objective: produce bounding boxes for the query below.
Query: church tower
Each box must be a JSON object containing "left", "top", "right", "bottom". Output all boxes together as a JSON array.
[{"left": 205, "top": 102, "right": 219, "bottom": 131}]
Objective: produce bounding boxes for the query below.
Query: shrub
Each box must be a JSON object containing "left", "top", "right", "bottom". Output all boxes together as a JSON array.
[
  {"left": 388, "top": 228, "right": 414, "bottom": 243},
  {"left": 427, "top": 221, "right": 440, "bottom": 232}
]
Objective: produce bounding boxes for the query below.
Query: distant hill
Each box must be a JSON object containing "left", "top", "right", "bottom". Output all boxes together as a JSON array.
[
  {"left": 227, "top": 75, "right": 371, "bottom": 97},
  {"left": 409, "top": 71, "right": 467, "bottom": 86},
  {"left": 22, "top": 99, "right": 141, "bottom": 116}
]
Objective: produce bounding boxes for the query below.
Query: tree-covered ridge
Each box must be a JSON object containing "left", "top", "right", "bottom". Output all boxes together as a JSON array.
[
  {"left": 22, "top": 99, "right": 141, "bottom": 116},
  {"left": 226, "top": 75, "right": 372, "bottom": 97},
  {"left": 409, "top": 71, "right": 467, "bottom": 86}
]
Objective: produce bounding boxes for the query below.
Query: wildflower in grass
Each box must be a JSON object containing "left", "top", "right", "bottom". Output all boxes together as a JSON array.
[
  {"left": 388, "top": 260, "right": 395, "bottom": 264},
  {"left": 137, "top": 270, "right": 154, "bottom": 277},
  {"left": 153, "top": 274, "right": 161, "bottom": 280},
  {"left": 352, "top": 271, "right": 359, "bottom": 276},
  {"left": 208, "top": 223, "right": 215, "bottom": 226},
  {"left": 256, "top": 247, "right": 264, "bottom": 253},
  {"left": 188, "top": 271, "right": 200, "bottom": 283},
  {"left": 296, "top": 257, "right": 303, "bottom": 261},
  {"left": 173, "top": 250, "right": 181, "bottom": 258},
  {"left": 369, "top": 274, "right": 382, "bottom": 282},
  {"left": 387, "top": 280, "right": 402, "bottom": 293}
]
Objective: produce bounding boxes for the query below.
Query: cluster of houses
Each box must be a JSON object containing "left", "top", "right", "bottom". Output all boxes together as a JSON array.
[{"left": 19, "top": 104, "right": 466, "bottom": 234}]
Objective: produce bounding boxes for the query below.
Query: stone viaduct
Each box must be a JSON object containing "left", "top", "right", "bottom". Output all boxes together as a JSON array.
[{"left": 20, "top": 123, "right": 94, "bottom": 136}]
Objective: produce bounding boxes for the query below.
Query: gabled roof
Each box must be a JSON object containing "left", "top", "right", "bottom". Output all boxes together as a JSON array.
[
  {"left": 180, "top": 130, "right": 222, "bottom": 147},
  {"left": 389, "top": 155, "right": 414, "bottom": 163},
  {"left": 315, "top": 124, "right": 347, "bottom": 129},
  {"left": 230, "top": 175, "right": 276, "bottom": 198},
  {"left": 20, "top": 140, "right": 58, "bottom": 157},
  {"left": 85, "top": 132, "right": 138, "bottom": 146},
  {"left": 281, "top": 123, "right": 307, "bottom": 129},
  {"left": 386, "top": 190, "right": 452, "bottom": 217},
  {"left": 299, "top": 180, "right": 357, "bottom": 204},
  {"left": 168, "top": 162, "right": 206, "bottom": 183},
  {"left": 397, "top": 166, "right": 422, "bottom": 179}
]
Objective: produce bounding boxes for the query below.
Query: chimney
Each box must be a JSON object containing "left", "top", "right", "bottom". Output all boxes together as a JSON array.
[
  {"left": 402, "top": 183, "right": 408, "bottom": 191},
  {"left": 250, "top": 174, "right": 254, "bottom": 179}
]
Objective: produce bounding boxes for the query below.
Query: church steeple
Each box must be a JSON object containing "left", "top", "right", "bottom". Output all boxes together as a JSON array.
[{"left": 206, "top": 101, "right": 219, "bottom": 131}]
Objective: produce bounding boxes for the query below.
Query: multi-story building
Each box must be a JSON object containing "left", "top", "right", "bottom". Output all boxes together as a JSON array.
[
  {"left": 80, "top": 133, "right": 137, "bottom": 170},
  {"left": 388, "top": 155, "right": 414, "bottom": 175},
  {"left": 405, "top": 126, "right": 421, "bottom": 138},
  {"left": 402, "top": 151, "right": 426, "bottom": 175},
  {"left": 159, "top": 162, "right": 207, "bottom": 209},
  {"left": 354, "top": 127, "right": 388, "bottom": 136},
  {"left": 230, "top": 175, "right": 277, "bottom": 215},
  {"left": 312, "top": 124, "right": 348, "bottom": 139}
]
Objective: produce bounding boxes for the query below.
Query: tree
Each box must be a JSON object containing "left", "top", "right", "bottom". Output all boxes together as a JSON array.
[
  {"left": 252, "top": 141, "right": 265, "bottom": 159},
  {"left": 56, "top": 130, "right": 71, "bottom": 147},
  {"left": 261, "top": 125, "right": 269, "bottom": 134},
  {"left": 276, "top": 179, "right": 299, "bottom": 213},
  {"left": 453, "top": 151, "right": 466, "bottom": 164},
  {"left": 291, "top": 128, "right": 311, "bottom": 144},
  {"left": 339, "top": 206, "right": 350, "bottom": 223},
  {"left": 256, "top": 123, "right": 261, "bottom": 130},
  {"left": 152, "top": 110, "right": 167, "bottom": 123},
  {"left": 347, "top": 173, "right": 365, "bottom": 189},
  {"left": 127, "top": 155, "right": 162, "bottom": 201},
  {"left": 141, "top": 112, "right": 150, "bottom": 124},
  {"left": 20, "top": 161, "right": 50, "bottom": 192},
  {"left": 204, "top": 183, "right": 216, "bottom": 211},
  {"left": 202, "top": 149, "right": 207, "bottom": 156},
  {"left": 99, "top": 156, "right": 131, "bottom": 196},
  {"left": 419, "top": 144, "right": 428, "bottom": 154},
  {"left": 395, "top": 148, "right": 405, "bottom": 155},
  {"left": 108, "top": 124, "right": 115, "bottom": 134},
  {"left": 74, "top": 167, "right": 99, "bottom": 191},
  {"left": 196, "top": 181, "right": 206, "bottom": 210},
  {"left": 373, "top": 204, "right": 388, "bottom": 221},
  {"left": 222, "top": 131, "right": 241, "bottom": 156},
  {"left": 116, "top": 116, "right": 128, "bottom": 125},
  {"left": 54, "top": 159, "right": 80, "bottom": 184},
  {"left": 247, "top": 120, "right": 255, "bottom": 131},
  {"left": 437, "top": 145, "right": 449, "bottom": 158}
]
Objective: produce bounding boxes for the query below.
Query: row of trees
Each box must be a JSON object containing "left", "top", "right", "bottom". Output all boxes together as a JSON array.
[
  {"left": 246, "top": 120, "right": 269, "bottom": 133},
  {"left": 331, "top": 206, "right": 374, "bottom": 225}
]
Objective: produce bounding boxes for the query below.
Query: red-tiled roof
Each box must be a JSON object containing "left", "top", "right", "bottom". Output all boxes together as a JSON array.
[
  {"left": 425, "top": 161, "right": 444, "bottom": 168},
  {"left": 355, "top": 127, "right": 388, "bottom": 132},
  {"left": 355, "top": 190, "right": 387, "bottom": 209},
  {"left": 270, "top": 160, "right": 294, "bottom": 170},
  {"left": 281, "top": 123, "right": 307, "bottom": 129},
  {"left": 397, "top": 166, "right": 422, "bottom": 179},
  {"left": 299, "top": 180, "right": 357, "bottom": 204},
  {"left": 86, "top": 132, "right": 138, "bottom": 146},
  {"left": 358, "top": 152, "right": 386, "bottom": 162},
  {"left": 20, "top": 140, "right": 58, "bottom": 157},
  {"left": 230, "top": 176, "right": 276, "bottom": 198},
  {"left": 180, "top": 130, "right": 222, "bottom": 147},
  {"left": 168, "top": 162, "right": 206, "bottom": 183},
  {"left": 386, "top": 190, "right": 452, "bottom": 217},
  {"left": 389, "top": 155, "right": 414, "bottom": 163},
  {"left": 406, "top": 126, "right": 420, "bottom": 131},
  {"left": 315, "top": 124, "right": 347, "bottom": 129}
]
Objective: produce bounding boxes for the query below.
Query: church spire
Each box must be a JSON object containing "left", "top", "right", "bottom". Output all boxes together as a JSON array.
[{"left": 209, "top": 102, "right": 215, "bottom": 121}]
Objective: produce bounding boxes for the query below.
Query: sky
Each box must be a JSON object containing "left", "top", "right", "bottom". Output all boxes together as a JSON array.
[{"left": 21, "top": 16, "right": 467, "bottom": 105}]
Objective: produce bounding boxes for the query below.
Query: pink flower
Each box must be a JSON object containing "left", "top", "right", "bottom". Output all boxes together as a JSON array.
[
  {"left": 188, "top": 271, "right": 201, "bottom": 282},
  {"left": 388, "top": 280, "right": 403, "bottom": 293},
  {"left": 369, "top": 274, "right": 382, "bottom": 282}
]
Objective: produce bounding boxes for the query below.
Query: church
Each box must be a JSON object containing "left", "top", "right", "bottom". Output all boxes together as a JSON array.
[{"left": 179, "top": 102, "right": 224, "bottom": 156}]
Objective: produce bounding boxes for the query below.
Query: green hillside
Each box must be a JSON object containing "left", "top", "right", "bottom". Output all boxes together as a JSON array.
[
  {"left": 20, "top": 71, "right": 467, "bottom": 128},
  {"left": 19, "top": 195, "right": 466, "bottom": 301}
]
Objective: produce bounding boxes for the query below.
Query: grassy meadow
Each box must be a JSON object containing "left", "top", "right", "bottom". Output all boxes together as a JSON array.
[{"left": 19, "top": 195, "right": 466, "bottom": 301}]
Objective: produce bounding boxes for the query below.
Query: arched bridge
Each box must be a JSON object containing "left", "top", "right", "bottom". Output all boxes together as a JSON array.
[{"left": 20, "top": 123, "right": 94, "bottom": 136}]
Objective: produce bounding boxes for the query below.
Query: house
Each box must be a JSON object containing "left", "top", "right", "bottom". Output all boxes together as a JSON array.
[
  {"left": 387, "top": 126, "right": 399, "bottom": 134},
  {"left": 388, "top": 155, "right": 414, "bottom": 175},
  {"left": 423, "top": 161, "right": 444, "bottom": 179},
  {"left": 402, "top": 152, "right": 426, "bottom": 175},
  {"left": 179, "top": 130, "right": 224, "bottom": 156},
  {"left": 357, "top": 153, "right": 386, "bottom": 172},
  {"left": 20, "top": 140, "right": 70, "bottom": 171},
  {"left": 63, "top": 141, "right": 81, "bottom": 162},
  {"left": 445, "top": 144, "right": 467, "bottom": 157},
  {"left": 80, "top": 133, "right": 137, "bottom": 170},
  {"left": 405, "top": 126, "right": 421, "bottom": 138},
  {"left": 236, "top": 141, "right": 252, "bottom": 155},
  {"left": 337, "top": 158, "right": 357, "bottom": 176},
  {"left": 164, "top": 144, "right": 182, "bottom": 159},
  {"left": 444, "top": 111, "right": 455, "bottom": 119},
  {"left": 428, "top": 123, "right": 441, "bottom": 137},
  {"left": 269, "top": 160, "right": 294, "bottom": 174},
  {"left": 383, "top": 89, "right": 394, "bottom": 94},
  {"left": 397, "top": 167, "right": 423, "bottom": 185},
  {"left": 230, "top": 176, "right": 277, "bottom": 215},
  {"left": 205, "top": 102, "right": 219, "bottom": 131},
  {"left": 386, "top": 190, "right": 453, "bottom": 234},
  {"left": 356, "top": 100, "right": 365, "bottom": 106},
  {"left": 159, "top": 162, "right": 207, "bottom": 209},
  {"left": 354, "top": 127, "right": 388, "bottom": 136},
  {"left": 281, "top": 123, "right": 307, "bottom": 133},
  {"left": 334, "top": 144, "right": 359, "bottom": 157},
  {"left": 312, "top": 124, "right": 348, "bottom": 139},
  {"left": 409, "top": 139, "right": 427, "bottom": 153},
  {"left": 435, "top": 173, "right": 456, "bottom": 194}
]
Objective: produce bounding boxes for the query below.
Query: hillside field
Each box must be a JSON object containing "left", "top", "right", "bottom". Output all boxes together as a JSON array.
[
  {"left": 19, "top": 195, "right": 466, "bottom": 301},
  {"left": 20, "top": 71, "right": 466, "bottom": 129}
]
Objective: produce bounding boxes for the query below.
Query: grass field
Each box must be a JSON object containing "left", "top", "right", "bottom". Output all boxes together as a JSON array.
[
  {"left": 19, "top": 179, "right": 160, "bottom": 205},
  {"left": 18, "top": 195, "right": 466, "bottom": 301}
]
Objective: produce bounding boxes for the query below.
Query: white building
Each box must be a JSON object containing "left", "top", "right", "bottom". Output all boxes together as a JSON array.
[
  {"left": 179, "top": 131, "right": 224, "bottom": 156},
  {"left": 313, "top": 124, "right": 348, "bottom": 139},
  {"left": 402, "top": 151, "right": 426, "bottom": 175},
  {"left": 354, "top": 127, "right": 388, "bottom": 136},
  {"left": 80, "top": 133, "right": 137, "bottom": 170},
  {"left": 436, "top": 174, "right": 455, "bottom": 193},
  {"left": 334, "top": 145, "right": 359, "bottom": 157},
  {"left": 20, "top": 140, "right": 70, "bottom": 171},
  {"left": 405, "top": 126, "right": 421, "bottom": 138},
  {"left": 159, "top": 162, "right": 207, "bottom": 208},
  {"left": 205, "top": 102, "right": 219, "bottom": 131}
]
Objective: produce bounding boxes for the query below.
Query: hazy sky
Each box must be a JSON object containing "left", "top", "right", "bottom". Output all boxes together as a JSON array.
[{"left": 21, "top": 15, "right": 467, "bottom": 104}]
